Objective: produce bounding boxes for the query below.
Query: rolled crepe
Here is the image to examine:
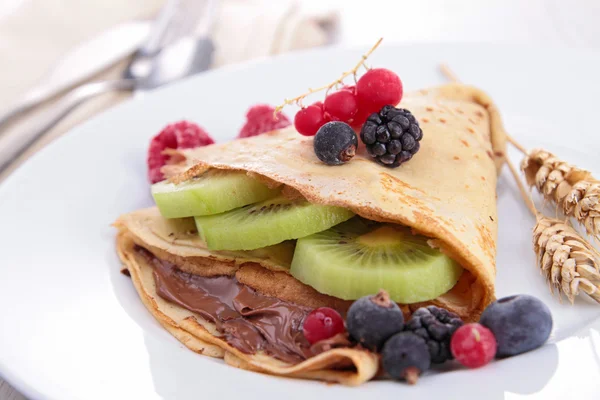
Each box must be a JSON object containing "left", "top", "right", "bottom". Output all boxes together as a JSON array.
[{"left": 115, "top": 83, "right": 506, "bottom": 385}]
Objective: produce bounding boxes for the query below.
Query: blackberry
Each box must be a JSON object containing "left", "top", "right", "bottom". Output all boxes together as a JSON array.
[
  {"left": 360, "top": 106, "right": 423, "bottom": 168},
  {"left": 404, "top": 306, "right": 463, "bottom": 364}
]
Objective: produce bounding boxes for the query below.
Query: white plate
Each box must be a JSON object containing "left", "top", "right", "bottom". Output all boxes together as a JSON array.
[{"left": 1, "top": 43, "right": 600, "bottom": 400}]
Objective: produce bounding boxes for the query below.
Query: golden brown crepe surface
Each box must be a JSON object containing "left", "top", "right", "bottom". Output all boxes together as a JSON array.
[
  {"left": 167, "top": 83, "right": 506, "bottom": 318},
  {"left": 114, "top": 83, "right": 506, "bottom": 385}
]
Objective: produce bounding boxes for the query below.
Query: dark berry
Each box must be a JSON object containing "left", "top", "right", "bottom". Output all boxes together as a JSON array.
[
  {"left": 404, "top": 306, "right": 464, "bottom": 364},
  {"left": 148, "top": 121, "right": 214, "bottom": 183},
  {"left": 302, "top": 307, "right": 345, "bottom": 344},
  {"left": 313, "top": 121, "right": 358, "bottom": 165},
  {"left": 388, "top": 140, "right": 402, "bottom": 154},
  {"left": 346, "top": 290, "right": 404, "bottom": 351},
  {"left": 376, "top": 125, "right": 390, "bottom": 143},
  {"left": 237, "top": 104, "right": 291, "bottom": 138},
  {"left": 361, "top": 121, "right": 377, "bottom": 144},
  {"left": 360, "top": 107, "right": 422, "bottom": 168},
  {"left": 323, "top": 90, "right": 359, "bottom": 123},
  {"left": 356, "top": 68, "right": 403, "bottom": 115},
  {"left": 451, "top": 323, "right": 497, "bottom": 368},
  {"left": 294, "top": 104, "right": 326, "bottom": 136},
  {"left": 479, "top": 295, "right": 552, "bottom": 357},
  {"left": 382, "top": 332, "right": 430, "bottom": 384}
]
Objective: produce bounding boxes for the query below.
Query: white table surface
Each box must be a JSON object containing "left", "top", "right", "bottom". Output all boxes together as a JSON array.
[{"left": 1, "top": 0, "right": 599, "bottom": 399}]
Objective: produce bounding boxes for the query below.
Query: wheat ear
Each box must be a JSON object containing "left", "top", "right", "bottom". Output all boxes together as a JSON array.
[
  {"left": 517, "top": 146, "right": 600, "bottom": 241},
  {"left": 440, "top": 64, "right": 600, "bottom": 303},
  {"left": 507, "top": 159, "right": 600, "bottom": 303}
]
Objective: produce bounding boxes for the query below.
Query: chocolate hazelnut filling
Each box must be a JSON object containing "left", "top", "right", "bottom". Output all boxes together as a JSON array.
[{"left": 136, "top": 246, "right": 313, "bottom": 364}]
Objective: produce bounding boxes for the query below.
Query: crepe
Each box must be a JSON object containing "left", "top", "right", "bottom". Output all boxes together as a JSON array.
[
  {"left": 115, "top": 83, "right": 506, "bottom": 385},
  {"left": 115, "top": 209, "right": 379, "bottom": 385}
]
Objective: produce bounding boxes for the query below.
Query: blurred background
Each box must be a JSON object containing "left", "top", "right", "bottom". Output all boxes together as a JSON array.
[
  {"left": 0, "top": 0, "right": 599, "bottom": 398},
  {"left": 0, "top": 0, "right": 599, "bottom": 183}
]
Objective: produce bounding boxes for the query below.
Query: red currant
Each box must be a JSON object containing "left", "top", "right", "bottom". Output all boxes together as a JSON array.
[
  {"left": 323, "top": 90, "right": 359, "bottom": 123},
  {"left": 341, "top": 84, "right": 356, "bottom": 94},
  {"left": 451, "top": 323, "right": 497, "bottom": 368},
  {"left": 302, "top": 307, "right": 345, "bottom": 344},
  {"left": 356, "top": 68, "right": 403, "bottom": 114},
  {"left": 294, "top": 104, "right": 326, "bottom": 136},
  {"left": 349, "top": 107, "right": 372, "bottom": 129}
]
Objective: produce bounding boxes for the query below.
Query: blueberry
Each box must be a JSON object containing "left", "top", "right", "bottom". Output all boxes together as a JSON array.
[
  {"left": 382, "top": 332, "right": 431, "bottom": 384},
  {"left": 346, "top": 290, "right": 404, "bottom": 351},
  {"left": 480, "top": 294, "right": 553, "bottom": 357},
  {"left": 313, "top": 122, "right": 358, "bottom": 165}
]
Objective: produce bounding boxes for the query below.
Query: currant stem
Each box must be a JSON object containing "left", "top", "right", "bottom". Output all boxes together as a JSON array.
[{"left": 274, "top": 38, "right": 384, "bottom": 115}]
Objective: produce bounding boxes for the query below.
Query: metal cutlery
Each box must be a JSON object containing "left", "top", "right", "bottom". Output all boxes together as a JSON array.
[
  {"left": 0, "top": 20, "right": 151, "bottom": 131},
  {"left": 0, "top": 0, "right": 217, "bottom": 175}
]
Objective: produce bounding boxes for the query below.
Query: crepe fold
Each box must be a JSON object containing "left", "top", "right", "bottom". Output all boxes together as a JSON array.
[
  {"left": 168, "top": 83, "right": 506, "bottom": 318},
  {"left": 115, "top": 208, "right": 379, "bottom": 385},
  {"left": 115, "top": 83, "right": 505, "bottom": 385}
]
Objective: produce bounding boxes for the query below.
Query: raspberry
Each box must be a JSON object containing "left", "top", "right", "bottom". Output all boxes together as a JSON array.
[
  {"left": 302, "top": 307, "right": 345, "bottom": 344},
  {"left": 356, "top": 68, "right": 403, "bottom": 115},
  {"left": 451, "top": 323, "right": 497, "bottom": 368},
  {"left": 294, "top": 103, "right": 326, "bottom": 136},
  {"left": 323, "top": 90, "right": 359, "bottom": 124},
  {"left": 147, "top": 121, "right": 214, "bottom": 183},
  {"left": 237, "top": 104, "right": 291, "bottom": 139}
]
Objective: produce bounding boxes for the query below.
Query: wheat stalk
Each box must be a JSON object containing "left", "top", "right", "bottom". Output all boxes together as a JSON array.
[
  {"left": 532, "top": 216, "right": 600, "bottom": 303},
  {"left": 440, "top": 64, "right": 600, "bottom": 304},
  {"left": 506, "top": 158, "right": 600, "bottom": 304},
  {"left": 519, "top": 147, "right": 600, "bottom": 240}
]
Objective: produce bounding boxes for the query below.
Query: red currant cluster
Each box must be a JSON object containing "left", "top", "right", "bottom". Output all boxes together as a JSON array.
[{"left": 294, "top": 68, "right": 403, "bottom": 136}]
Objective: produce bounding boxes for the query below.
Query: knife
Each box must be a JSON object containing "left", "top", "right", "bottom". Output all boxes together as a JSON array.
[{"left": 0, "top": 20, "right": 151, "bottom": 131}]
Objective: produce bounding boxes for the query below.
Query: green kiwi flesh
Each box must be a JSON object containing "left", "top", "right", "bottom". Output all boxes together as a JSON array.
[
  {"left": 194, "top": 196, "right": 355, "bottom": 250},
  {"left": 290, "top": 218, "right": 464, "bottom": 303},
  {"left": 152, "top": 169, "right": 280, "bottom": 218}
]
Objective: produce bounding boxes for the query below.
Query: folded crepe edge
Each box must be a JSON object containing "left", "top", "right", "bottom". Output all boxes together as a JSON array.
[
  {"left": 164, "top": 83, "right": 504, "bottom": 319},
  {"left": 433, "top": 83, "right": 507, "bottom": 172},
  {"left": 116, "top": 230, "right": 380, "bottom": 386}
]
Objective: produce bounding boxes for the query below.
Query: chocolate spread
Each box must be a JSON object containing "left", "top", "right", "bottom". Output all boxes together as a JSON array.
[{"left": 136, "top": 247, "right": 312, "bottom": 364}]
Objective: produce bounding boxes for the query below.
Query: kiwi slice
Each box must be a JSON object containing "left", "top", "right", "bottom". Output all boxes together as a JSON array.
[
  {"left": 290, "top": 218, "right": 464, "bottom": 303},
  {"left": 152, "top": 170, "right": 280, "bottom": 218},
  {"left": 194, "top": 196, "right": 355, "bottom": 250}
]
